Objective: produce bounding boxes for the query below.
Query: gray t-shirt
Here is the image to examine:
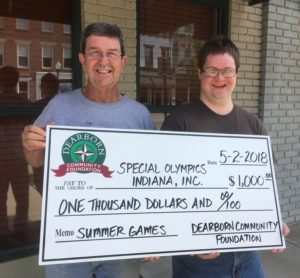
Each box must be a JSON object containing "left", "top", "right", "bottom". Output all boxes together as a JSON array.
[{"left": 35, "top": 88, "right": 155, "bottom": 130}]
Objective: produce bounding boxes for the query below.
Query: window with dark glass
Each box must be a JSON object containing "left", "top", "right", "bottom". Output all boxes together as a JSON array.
[
  {"left": 144, "top": 45, "right": 154, "bottom": 68},
  {"left": 16, "top": 18, "right": 29, "bottom": 30},
  {"left": 42, "top": 21, "right": 54, "bottom": 32},
  {"left": 63, "top": 46, "right": 72, "bottom": 69},
  {"left": 139, "top": 0, "right": 228, "bottom": 109},
  {"left": 0, "top": 43, "right": 3, "bottom": 66},
  {"left": 0, "top": 0, "right": 75, "bottom": 262},
  {"left": 63, "top": 24, "right": 71, "bottom": 34},
  {"left": 18, "top": 80, "right": 29, "bottom": 94},
  {"left": 42, "top": 45, "right": 54, "bottom": 68},
  {"left": 17, "top": 43, "right": 29, "bottom": 67}
]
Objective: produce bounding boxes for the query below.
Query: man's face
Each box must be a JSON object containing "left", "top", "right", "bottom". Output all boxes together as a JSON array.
[
  {"left": 79, "top": 35, "right": 127, "bottom": 91},
  {"left": 199, "top": 53, "right": 237, "bottom": 107}
]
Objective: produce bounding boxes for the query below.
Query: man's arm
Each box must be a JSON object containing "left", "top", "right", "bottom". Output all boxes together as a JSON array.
[{"left": 22, "top": 124, "right": 47, "bottom": 167}]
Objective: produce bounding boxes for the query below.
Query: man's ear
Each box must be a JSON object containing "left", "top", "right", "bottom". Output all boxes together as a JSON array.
[
  {"left": 121, "top": 55, "right": 128, "bottom": 72},
  {"left": 78, "top": 53, "right": 85, "bottom": 69},
  {"left": 198, "top": 69, "right": 202, "bottom": 78}
]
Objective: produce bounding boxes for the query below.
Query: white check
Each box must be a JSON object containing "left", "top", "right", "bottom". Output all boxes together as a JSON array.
[{"left": 39, "top": 125, "right": 285, "bottom": 265}]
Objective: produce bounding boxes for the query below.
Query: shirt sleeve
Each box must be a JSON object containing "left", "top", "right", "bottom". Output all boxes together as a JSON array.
[
  {"left": 144, "top": 112, "right": 156, "bottom": 130},
  {"left": 161, "top": 111, "right": 186, "bottom": 132},
  {"left": 34, "top": 101, "right": 55, "bottom": 127}
]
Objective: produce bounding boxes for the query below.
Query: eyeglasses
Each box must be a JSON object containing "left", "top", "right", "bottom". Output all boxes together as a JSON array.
[
  {"left": 85, "top": 50, "right": 122, "bottom": 60},
  {"left": 202, "top": 67, "right": 236, "bottom": 78}
]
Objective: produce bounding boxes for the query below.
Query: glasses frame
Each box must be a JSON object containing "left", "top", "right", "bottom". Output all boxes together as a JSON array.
[
  {"left": 201, "top": 67, "right": 237, "bottom": 78},
  {"left": 85, "top": 50, "right": 123, "bottom": 60}
]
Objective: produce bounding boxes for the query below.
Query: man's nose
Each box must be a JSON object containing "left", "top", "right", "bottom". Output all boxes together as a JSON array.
[
  {"left": 215, "top": 71, "right": 225, "bottom": 79},
  {"left": 97, "top": 54, "right": 110, "bottom": 63}
]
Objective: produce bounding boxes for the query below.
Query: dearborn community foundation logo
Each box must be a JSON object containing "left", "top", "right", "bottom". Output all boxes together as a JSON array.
[{"left": 52, "top": 132, "right": 113, "bottom": 178}]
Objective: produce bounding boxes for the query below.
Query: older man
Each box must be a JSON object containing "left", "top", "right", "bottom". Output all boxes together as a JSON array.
[{"left": 22, "top": 22, "right": 154, "bottom": 278}]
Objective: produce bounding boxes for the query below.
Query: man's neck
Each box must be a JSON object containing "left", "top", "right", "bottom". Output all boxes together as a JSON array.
[
  {"left": 200, "top": 96, "right": 233, "bottom": 115},
  {"left": 83, "top": 86, "right": 122, "bottom": 103}
]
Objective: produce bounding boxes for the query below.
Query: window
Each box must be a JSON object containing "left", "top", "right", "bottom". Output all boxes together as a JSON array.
[
  {"left": 16, "top": 18, "right": 29, "bottom": 30},
  {"left": 0, "top": 17, "right": 3, "bottom": 28},
  {"left": 63, "top": 24, "right": 71, "bottom": 34},
  {"left": 0, "top": 0, "right": 76, "bottom": 262},
  {"left": 63, "top": 46, "right": 72, "bottom": 69},
  {"left": 139, "top": 0, "right": 229, "bottom": 108},
  {"left": 17, "top": 43, "right": 29, "bottom": 67},
  {"left": 42, "top": 21, "right": 54, "bottom": 32},
  {"left": 18, "top": 80, "right": 29, "bottom": 95},
  {"left": 161, "top": 47, "right": 170, "bottom": 58},
  {"left": 144, "top": 45, "right": 154, "bottom": 68},
  {"left": 42, "top": 45, "right": 54, "bottom": 68},
  {"left": 0, "top": 43, "right": 3, "bottom": 66}
]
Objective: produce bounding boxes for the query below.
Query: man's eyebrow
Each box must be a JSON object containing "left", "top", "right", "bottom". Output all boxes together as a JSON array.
[
  {"left": 86, "top": 46, "right": 120, "bottom": 52},
  {"left": 86, "top": 46, "right": 98, "bottom": 51}
]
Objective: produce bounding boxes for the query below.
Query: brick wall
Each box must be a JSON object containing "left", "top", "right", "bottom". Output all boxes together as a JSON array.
[
  {"left": 81, "top": 0, "right": 137, "bottom": 99},
  {"left": 260, "top": 0, "right": 300, "bottom": 223},
  {"left": 229, "top": 0, "right": 263, "bottom": 115}
]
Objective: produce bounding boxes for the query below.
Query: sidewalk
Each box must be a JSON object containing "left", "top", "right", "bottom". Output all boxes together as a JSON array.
[
  {"left": 139, "top": 222, "right": 300, "bottom": 278},
  {"left": 261, "top": 222, "right": 300, "bottom": 278}
]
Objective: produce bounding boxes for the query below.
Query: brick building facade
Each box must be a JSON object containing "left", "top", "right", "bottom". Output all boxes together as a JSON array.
[{"left": 260, "top": 0, "right": 300, "bottom": 223}]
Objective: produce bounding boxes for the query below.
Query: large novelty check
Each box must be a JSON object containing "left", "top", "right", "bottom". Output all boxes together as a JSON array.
[{"left": 39, "top": 126, "right": 285, "bottom": 265}]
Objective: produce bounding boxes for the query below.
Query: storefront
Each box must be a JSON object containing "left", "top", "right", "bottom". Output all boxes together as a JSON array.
[{"left": 0, "top": 0, "right": 299, "bottom": 276}]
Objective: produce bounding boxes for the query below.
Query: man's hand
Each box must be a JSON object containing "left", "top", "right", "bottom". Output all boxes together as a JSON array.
[
  {"left": 22, "top": 122, "right": 55, "bottom": 167},
  {"left": 193, "top": 252, "right": 220, "bottom": 260},
  {"left": 22, "top": 124, "right": 47, "bottom": 151},
  {"left": 144, "top": 257, "right": 161, "bottom": 262},
  {"left": 272, "top": 222, "right": 290, "bottom": 254}
]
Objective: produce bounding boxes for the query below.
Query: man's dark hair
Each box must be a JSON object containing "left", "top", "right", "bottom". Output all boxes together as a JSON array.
[
  {"left": 198, "top": 35, "right": 240, "bottom": 72},
  {"left": 0, "top": 66, "right": 19, "bottom": 88},
  {"left": 41, "top": 73, "right": 59, "bottom": 95},
  {"left": 80, "top": 22, "right": 125, "bottom": 55}
]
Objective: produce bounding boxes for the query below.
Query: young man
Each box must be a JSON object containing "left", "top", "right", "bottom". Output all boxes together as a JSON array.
[
  {"left": 22, "top": 22, "right": 155, "bottom": 278},
  {"left": 161, "top": 36, "right": 289, "bottom": 278}
]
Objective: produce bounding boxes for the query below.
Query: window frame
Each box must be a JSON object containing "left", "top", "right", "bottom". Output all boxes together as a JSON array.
[
  {"left": 16, "top": 18, "right": 29, "bottom": 30},
  {"left": 18, "top": 78, "right": 30, "bottom": 95},
  {"left": 17, "top": 42, "right": 29, "bottom": 68},
  {"left": 63, "top": 24, "right": 71, "bottom": 34},
  {"left": 144, "top": 44, "right": 154, "bottom": 68},
  {"left": 42, "top": 21, "right": 54, "bottom": 32},
  {"left": 42, "top": 45, "right": 54, "bottom": 68},
  {"left": 63, "top": 45, "right": 72, "bottom": 69}
]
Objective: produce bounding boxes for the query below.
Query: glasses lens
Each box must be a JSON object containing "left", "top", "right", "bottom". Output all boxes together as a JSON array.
[
  {"left": 204, "top": 68, "right": 218, "bottom": 77},
  {"left": 222, "top": 68, "right": 236, "bottom": 77},
  {"left": 107, "top": 51, "right": 121, "bottom": 59}
]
